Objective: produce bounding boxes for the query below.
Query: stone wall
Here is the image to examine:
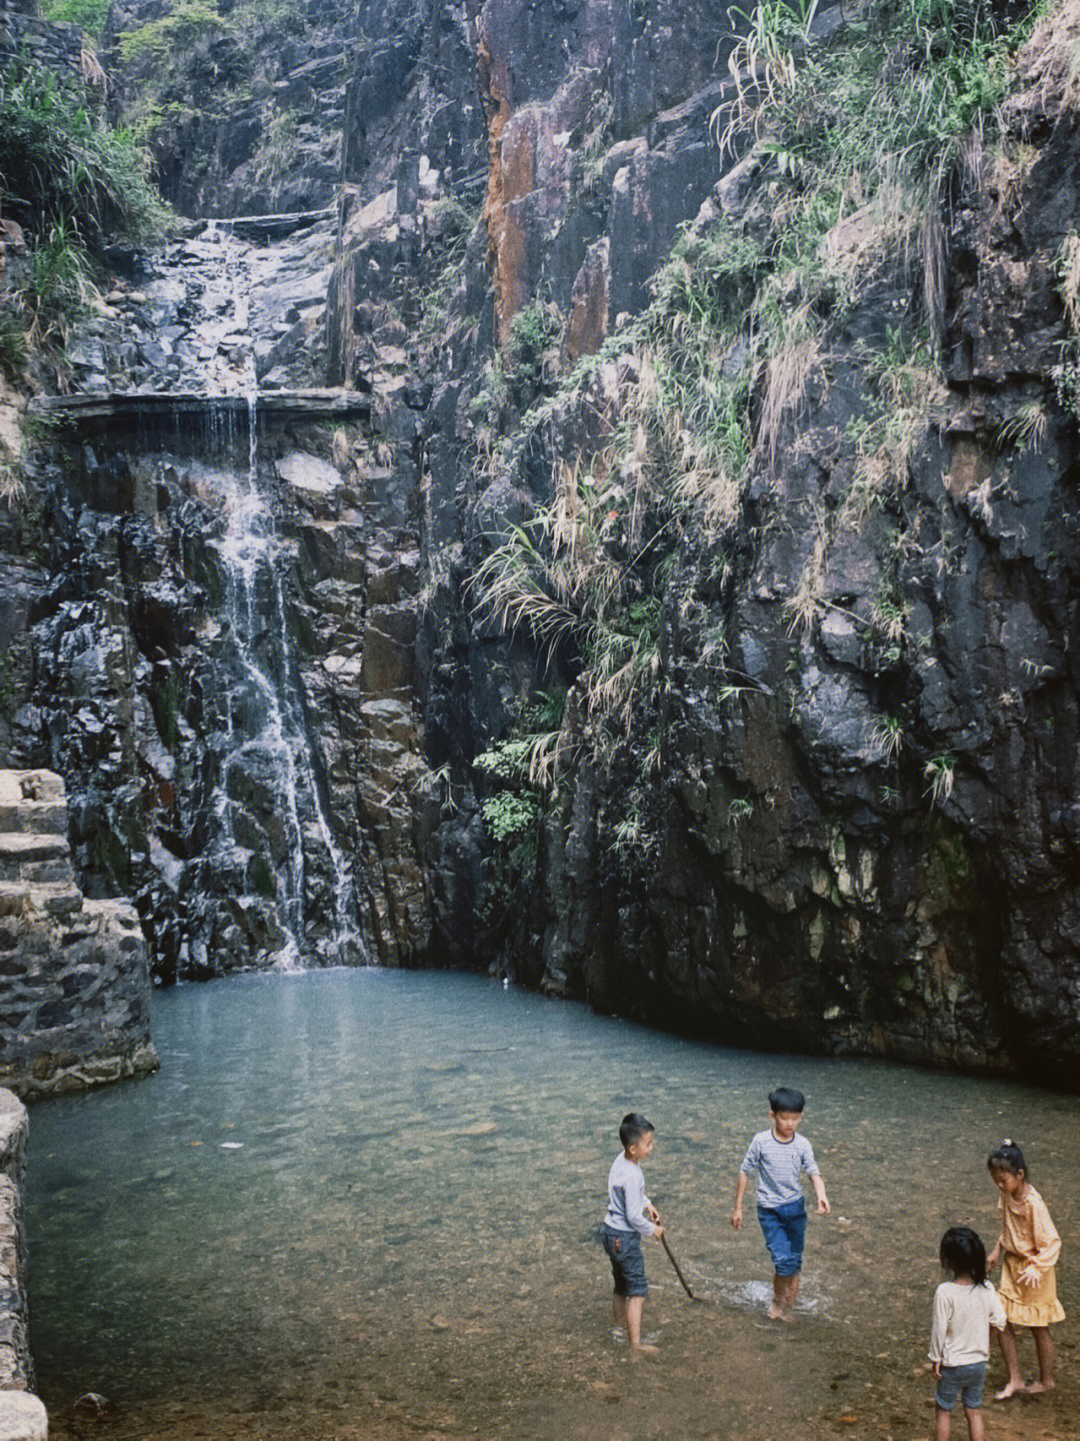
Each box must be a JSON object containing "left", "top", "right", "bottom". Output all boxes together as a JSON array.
[
  {"left": 0, "top": 770, "right": 158, "bottom": 1098},
  {"left": 0, "top": 1088, "right": 47, "bottom": 1441},
  {"left": 0, "top": 0, "right": 89, "bottom": 80}
]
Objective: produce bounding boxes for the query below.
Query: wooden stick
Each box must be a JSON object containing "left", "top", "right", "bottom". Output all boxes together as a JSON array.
[{"left": 660, "top": 1232, "right": 695, "bottom": 1299}]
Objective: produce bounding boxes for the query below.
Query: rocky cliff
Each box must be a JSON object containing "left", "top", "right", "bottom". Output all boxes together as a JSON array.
[{"left": 4, "top": 0, "right": 1080, "bottom": 1087}]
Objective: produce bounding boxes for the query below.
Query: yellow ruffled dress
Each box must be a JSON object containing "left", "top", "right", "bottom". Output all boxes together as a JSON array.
[{"left": 997, "top": 1184, "right": 1065, "bottom": 1327}]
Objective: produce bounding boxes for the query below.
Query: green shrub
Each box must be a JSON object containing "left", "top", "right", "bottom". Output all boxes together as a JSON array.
[
  {"left": 507, "top": 301, "right": 560, "bottom": 379},
  {"left": 40, "top": 0, "right": 111, "bottom": 36}
]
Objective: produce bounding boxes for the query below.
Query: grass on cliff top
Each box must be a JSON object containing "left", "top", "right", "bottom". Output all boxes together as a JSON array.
[
  {"left": 117, "top": 0, "right": 232, "bottom": 63},
  {"left": 469, "top": 0, "right": 1045, "bottom": 780}
]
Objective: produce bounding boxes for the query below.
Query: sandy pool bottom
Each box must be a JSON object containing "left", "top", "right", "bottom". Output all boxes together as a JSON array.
[{"left": 46, "top": 1269, "right": 1077, "bottom": 1441}]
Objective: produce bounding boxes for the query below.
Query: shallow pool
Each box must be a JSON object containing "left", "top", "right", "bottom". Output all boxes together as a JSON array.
[{"left": 25, "top": 969, "right": 1078, "bottom": 1440}]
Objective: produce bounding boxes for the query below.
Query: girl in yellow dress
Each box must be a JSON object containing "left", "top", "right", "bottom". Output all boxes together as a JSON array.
[{"left": 986, "top": 1139, "right": 1065, "bottom": 1400}]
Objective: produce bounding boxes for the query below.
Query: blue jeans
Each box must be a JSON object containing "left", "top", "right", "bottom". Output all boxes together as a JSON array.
[
  {"left": 757, "top": 1197, "right": 807, "bottom": 1277},
  {"left": 935, "top": 1362, "right": 987, "bottom": 1411},
  {"left": 602, "top": 1225, "right": 648, "bottom": 1298}
]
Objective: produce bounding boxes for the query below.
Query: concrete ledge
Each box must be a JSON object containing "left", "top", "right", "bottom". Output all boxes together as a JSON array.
[
  {"left": 0, "top": 1392, "right": 47, "bottom": 1441},
  {"left": 29, "top": 388, "right": 372, "bottom": 422}
]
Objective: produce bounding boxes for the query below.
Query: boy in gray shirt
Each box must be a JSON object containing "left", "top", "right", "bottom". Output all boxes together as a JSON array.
[
  {"left": 601, "top": 1112, "right": 665, "bottom": 1353},
  {"left": 731, "top": 1086, "right": 830, "bottom": 1320}
]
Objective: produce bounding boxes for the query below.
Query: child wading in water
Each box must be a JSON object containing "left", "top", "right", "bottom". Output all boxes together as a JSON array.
[
  {"left": 731, "top": 1086, "right": 829, "bottom": 1321},
  {"left": 929, "top": 1226, "right": 1006, "bottom": 1441},
  {"left": 987, "top": 1139, "right": 1064, "bottom": 1399},
  {"left": 601, "top": 1112, "right": 664, "bottom": 1355}
]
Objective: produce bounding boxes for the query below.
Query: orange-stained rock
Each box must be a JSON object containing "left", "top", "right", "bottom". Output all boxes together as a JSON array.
[{"left": 564, "top": 238, "right": 610, "bottom": 365}]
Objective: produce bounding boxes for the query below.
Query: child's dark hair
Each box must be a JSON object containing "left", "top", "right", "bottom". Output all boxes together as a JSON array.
[
  {"left": 619, "top": 1112, "right": 654, "bottom": 1149},
  {"left": 769, "top": 1086, "right": 805, "bottom": 1113},
  {"left": 988, "top": 1138, "right": 1027, "bottom": 1178},
  {"left": 940, "top": 1226, "right": 988, "bottom": 1287}
]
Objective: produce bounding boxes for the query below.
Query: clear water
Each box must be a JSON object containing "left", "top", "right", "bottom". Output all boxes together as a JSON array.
[{"left": 25, "top": 971, "right": 1079, "bottom": 1440}]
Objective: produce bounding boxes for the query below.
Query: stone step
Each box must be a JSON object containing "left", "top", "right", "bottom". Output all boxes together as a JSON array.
[
  {"left": 0, "top": 799, "right": 68, "bottom": 836},
  {"left": 0, "top": 881, "right": 83, "bottom": 919},
  {"left": 0, "top": 832, "right": 73, "bottom": 884},
  {"left": 0, "top": 770, "right": 67, "bottom": 842}
]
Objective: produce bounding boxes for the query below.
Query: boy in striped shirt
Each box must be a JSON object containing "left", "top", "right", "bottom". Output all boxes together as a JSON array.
[{"left": 731, "top": 1086, "right": 830, "bottom": 1321}]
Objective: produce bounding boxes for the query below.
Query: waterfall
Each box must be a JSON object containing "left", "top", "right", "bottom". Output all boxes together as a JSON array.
[{"left": 184, "top": 222, "right": 361, "bottom": 968}]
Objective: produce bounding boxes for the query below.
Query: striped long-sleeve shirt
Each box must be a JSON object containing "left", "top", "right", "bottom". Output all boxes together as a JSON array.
[{"left": 740, "top": 1129, "right": 819, "bottom": 1209}]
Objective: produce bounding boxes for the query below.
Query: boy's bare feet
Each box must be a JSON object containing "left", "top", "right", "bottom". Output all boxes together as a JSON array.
[
  {"left": 994, "top": 1381, "right": 1027, "bottom": 1400},
  {"left": 767, "top": 1303, "right": 784, "bottom": 1320},
  {"left": 629, "top": 1343, "right": 660, "bottom": 1359},
  {"left": 1025, "top": 1380, "right": 1054, "bottom": 1394}
]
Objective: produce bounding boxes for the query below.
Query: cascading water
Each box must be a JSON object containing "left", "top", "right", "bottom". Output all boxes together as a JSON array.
[{"left": 166, "top": 222, "right": 361, "bottom": 967}]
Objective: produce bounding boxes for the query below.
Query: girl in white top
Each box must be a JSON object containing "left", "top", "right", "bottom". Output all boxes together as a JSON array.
[{"left": 929, "top": 1226, "right": 1006, "bottom": 1441}]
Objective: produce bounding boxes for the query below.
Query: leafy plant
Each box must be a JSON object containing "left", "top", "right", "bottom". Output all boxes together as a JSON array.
[
  {"left": 871, "top": 713, "right": 905, "bottom": 762},
  {"left": 0, "top": 650, "right": 15, "bottom": 725},
  {"left": 712, "top": 0, "right": 821, "bottom": 157},
  {"left": 480, "top": 790, "right": 540, "bottom": 843},
  {"left": 924, "top": 752, "right": 956, "bottom": 808},
  {"left": 728, "top": 796, "right": 755, "bottom": 826},
  {"left": 995, "top": 399, "right": 1047, "bottom": 453},
  {"left": 503, "top": 301, "right": 561, "bottom": 404},
  {"left": 0, "top": 57, "right": 167, "bottom": 358}
]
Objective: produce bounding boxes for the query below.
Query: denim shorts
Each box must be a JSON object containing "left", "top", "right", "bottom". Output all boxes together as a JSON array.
[
  {"left": 935, "top": 1361, "right": 987, "bottom": 1411},
  {"left": 602, "top": 1224, "right": 648, "bottom": 1298},
  {"left": 757, "top": 1197, "right": 807, "bottom": 1277}
]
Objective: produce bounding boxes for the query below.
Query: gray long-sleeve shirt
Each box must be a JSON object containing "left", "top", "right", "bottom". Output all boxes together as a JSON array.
[{"left": 604, "top": 1152, "right": 655, "bottom": 1235}]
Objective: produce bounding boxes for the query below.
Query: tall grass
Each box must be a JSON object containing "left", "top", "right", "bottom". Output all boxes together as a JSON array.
[
  {"left": 0, "top": 58, "right": 167, "bottom": 354},
  {"left": 0, "top": 60, "right": 165, "bottom": 249}
]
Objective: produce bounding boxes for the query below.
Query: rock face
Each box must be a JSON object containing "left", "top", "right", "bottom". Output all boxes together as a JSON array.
[
  {"left": 6, "top": 0, "right": 1080, "bottom": 1087},
  {"left": 397, "top": 0, "right": 1080, "bottom": 1087},
  {"left": 0, "top": 770, "right": 157, "bottom": 1097}
]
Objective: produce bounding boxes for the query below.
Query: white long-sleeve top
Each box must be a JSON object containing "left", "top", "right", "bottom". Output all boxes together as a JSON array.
[
  {"left": 928, "top": 1280, "right": 1006, "bottom": 1367},
  {"left": 604, "top": 1152, "right": 655, "bottom": 1235}
]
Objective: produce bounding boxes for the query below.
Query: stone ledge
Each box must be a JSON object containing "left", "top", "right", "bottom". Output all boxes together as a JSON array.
[
  {"left": 0, "top": 1095, "right": 24, "bottom": 1176},
  {"left": 2, "top": 1041, "right": 159, "bottom": 1101},
  {"left": 0, "top": 1392, "right": 46, "bottom": 1441}
]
